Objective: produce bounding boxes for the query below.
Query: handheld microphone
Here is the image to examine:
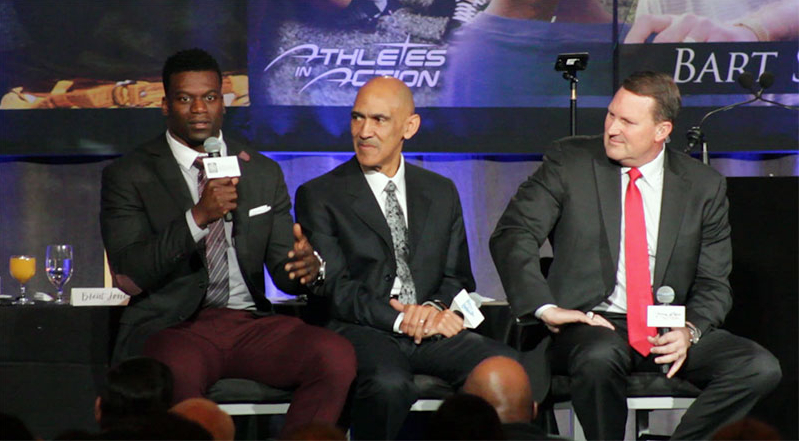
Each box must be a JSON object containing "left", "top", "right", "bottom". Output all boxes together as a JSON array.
[
  {"left": 450, "top": 290, "right": 485, "bottom": 329},
  {"left": 203, "top": 137, "right": 233, "bottom": 222},
  {"left": 655, "top": 286, "right": 676, "bottom": 374}
]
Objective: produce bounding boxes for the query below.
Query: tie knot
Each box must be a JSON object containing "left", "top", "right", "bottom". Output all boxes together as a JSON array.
[
  {"left": 193, "top": 156, "right": 205, "bottom": 170},
  {"left": 628, "top": 167, "right": 642, "bottom": 182},
  {"left": 384, "top": 181, "right": 397, "bottom": 194}
]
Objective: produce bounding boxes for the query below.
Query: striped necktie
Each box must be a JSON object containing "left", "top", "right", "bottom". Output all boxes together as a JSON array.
[{"left": 196, "top": 158, "right": 229, "bottom": 308}]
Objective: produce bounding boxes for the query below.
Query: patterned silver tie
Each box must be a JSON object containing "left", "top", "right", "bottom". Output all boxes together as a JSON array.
[
  {"left": 384, "top": 181, "right": 416, "bottom": 304},
  {"left": 196, "top": 159, "right": 229, "bottom": 308}
]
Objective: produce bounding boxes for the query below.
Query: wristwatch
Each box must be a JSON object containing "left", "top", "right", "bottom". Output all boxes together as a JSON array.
[
  {"left": 685, "top": 321, "right": 702, "bottom": 345},
  {"left": 309, "top": 251, "right": 326, "bottom": 287}
]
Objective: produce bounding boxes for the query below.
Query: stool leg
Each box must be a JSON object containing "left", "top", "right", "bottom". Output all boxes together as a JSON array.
[{"left": 636, "top": 409, "right": 650, "bottom": 440}]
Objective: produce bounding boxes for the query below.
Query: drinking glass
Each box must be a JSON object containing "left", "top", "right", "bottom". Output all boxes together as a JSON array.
[
  {"left": 10, "top": 255, "right": 36, "bottom": 305},
  {"left": 46, "top": 245, "right": 74, "bottom": 305}
]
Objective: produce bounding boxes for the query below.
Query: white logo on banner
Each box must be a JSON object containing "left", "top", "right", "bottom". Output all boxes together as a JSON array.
[{"left": 263, "top": 35, "right": 447, "bottom": 92}]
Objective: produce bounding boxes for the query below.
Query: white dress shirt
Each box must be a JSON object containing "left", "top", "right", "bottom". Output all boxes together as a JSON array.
[
  {"left": 595, "top": 147, "right": 665, "bottom": 313},
  {"left": 165, "top": 130, "right": 254, "bottom": 310}
]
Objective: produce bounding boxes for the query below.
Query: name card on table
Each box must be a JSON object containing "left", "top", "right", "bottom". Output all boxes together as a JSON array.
[
  {"left": 70, "top": 288, "right": 130, "bottom": 306},
  {"left": 647, "top": 305, "right": 685, "bottom": 328}
]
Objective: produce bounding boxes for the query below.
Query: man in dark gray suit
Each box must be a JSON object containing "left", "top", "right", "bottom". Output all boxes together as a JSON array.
[
  {"left": 491, "top": 71, "right": 780, "bottom": 440},
  {"left": 100, "top": 49, "right": 355, "bottom": 437},
  {"left": 295, "top": 76, "right": 516, "bottom": 440}
]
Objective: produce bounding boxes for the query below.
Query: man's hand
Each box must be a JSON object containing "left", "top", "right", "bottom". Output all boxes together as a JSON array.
[
  {"left": 540, "top": 307, "right": 615, "bottom": 333},
  {"left": 625, "top": 14, "right": 758, "bottom": 44},
  {"left": 390, "top": 299, "right": 441, "bottom": 344},
  {"left": 191, "top": 177, "right": 239, "bottom": 228},
  {"left": 427, "top": 308, "right": 465, "bottom": 338},
  {"left": 649, "top": 327, "right": 692, "bottom": 378},
  {"left": 284, "top": 223, "right": 320, "bottom": 285}
]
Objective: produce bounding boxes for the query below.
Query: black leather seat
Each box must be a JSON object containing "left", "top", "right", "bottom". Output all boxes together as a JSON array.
[{"left": 208, "top": 373, "right": 455, "bottom": 414}]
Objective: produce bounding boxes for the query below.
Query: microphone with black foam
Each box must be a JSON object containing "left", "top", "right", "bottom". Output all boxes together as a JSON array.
[
  {"left": 755, "top": 72, "right": 799, "bottom": 111},
  {"left": 737, "top": 71, "right": 757, "bottom": 95},
  {"left": 202, "top": 136, "right": 233, "bottom": 222},
  {"left": 684, "top": 72, "right": 759, "bottom": 158},
  {"left": 757, "top": 71, "right": 774, "bottom": 96}
]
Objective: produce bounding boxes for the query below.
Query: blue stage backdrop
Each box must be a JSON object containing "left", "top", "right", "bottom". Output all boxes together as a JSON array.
[{"left": 0, "top": 0, "right": 796, "bottom": 155}]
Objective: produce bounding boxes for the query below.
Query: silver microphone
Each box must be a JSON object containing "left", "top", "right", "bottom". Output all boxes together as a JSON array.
[
  {"left": 655, "top": 286, "right": 675, "bottom": 306},
  {"left": 655, "top": 286, "right": 676, "bottom": 374}
]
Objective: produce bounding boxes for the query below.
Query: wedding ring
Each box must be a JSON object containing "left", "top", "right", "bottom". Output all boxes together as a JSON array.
[
  {"left": 419, "top": 319, "right": 426, "bottom": 323},
  {"left": 586, "top": 311, "right": 595, "bottom": 319}
]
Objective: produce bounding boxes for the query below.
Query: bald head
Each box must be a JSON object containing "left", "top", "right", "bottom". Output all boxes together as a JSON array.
[
  {"left": 171, "top": 398, "right": 235, "bottom": 441},
  {"left": 357, "top": 76, "right": 415, "bottom": 116},
  {"left": 463, "top": 356, "right": 535, "bottom": 423}
]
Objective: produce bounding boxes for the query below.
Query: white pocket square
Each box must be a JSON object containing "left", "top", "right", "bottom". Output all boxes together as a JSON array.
[{"left": 249, "top": 205, "right": 272, "bottom": 217}]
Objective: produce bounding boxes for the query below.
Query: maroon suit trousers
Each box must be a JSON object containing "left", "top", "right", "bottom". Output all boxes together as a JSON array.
[{"left": 143, "top": 308, "right": 356, "bottom": 436}]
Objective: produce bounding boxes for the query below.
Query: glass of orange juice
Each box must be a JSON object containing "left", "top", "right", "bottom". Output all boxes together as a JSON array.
[{"left": 10, "top": 255, "right": 36, "bottom": 305}]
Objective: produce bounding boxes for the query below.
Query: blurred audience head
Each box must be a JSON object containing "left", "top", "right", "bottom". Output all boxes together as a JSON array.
[
  {"left": 463, "top": 355, "right": 537, "bottom": 423},
  {"left": 281, "top": 422, "right": 347, "bottom": 440},
  {"left": 171, "top": 398, "right": 235, "bottom": 441},
  {"left": 0, "top": 412, "right": 36, "bottom": 440},
  {"left": 56, "top": 411, "right": 211, "bottom": 440},
  {"left": 96, "top": 357, "right": 174, "bottom": 429},
  {"left": 712, "top": 417, "right": 781, "bottom": 440},
  {"left": 426, "top": 393, "right": 504, "bottom": 440}
]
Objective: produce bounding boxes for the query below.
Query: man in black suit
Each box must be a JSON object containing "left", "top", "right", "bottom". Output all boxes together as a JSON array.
[
  {"left": 100, "top": 49, "right": 356, "bottom": 437},
  {"left": 295, "top": 76, "right": 517, "bottom": 440},
  {"left": 491, "top": 71, "right": 781, "bottom": 440}
]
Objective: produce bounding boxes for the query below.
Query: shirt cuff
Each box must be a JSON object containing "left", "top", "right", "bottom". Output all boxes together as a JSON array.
[
  {"left": 393, "top": 312, "right": 405, "bottom": 334},
  {"left": 186, "top": 209, "right": 209, "bottom": 243},
  {"left": 535, "top": 303, "right": 557, "bottom": 319}
]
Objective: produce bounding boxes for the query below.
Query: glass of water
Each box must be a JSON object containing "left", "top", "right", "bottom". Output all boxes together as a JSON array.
[{"left": 46, "top": 245, "right": 73, "bottom": 305}]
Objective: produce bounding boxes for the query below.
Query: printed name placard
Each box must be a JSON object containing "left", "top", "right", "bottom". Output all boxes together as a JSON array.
[
  {"left": 204, "top": 156, "right": 241, "bottom": 179},
  {"left": 647, "top": 305, "right": 685, "bottom": 328}
]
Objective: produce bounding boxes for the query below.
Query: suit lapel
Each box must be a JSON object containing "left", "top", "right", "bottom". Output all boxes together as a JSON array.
[
  {"left": 654, "top": 150, "right": 690, "bottom": 288},
  {"left": 594, "top": 156, "right": 622, "bottom": 270},
  {"left": 145, "top": 140, "right": 195, "bottom": 213},
  {"left": 225, "top": 141, "right": 249, "bottom": 241},
  {"left": 405, "top": 164, "right": 432, "bottom": 260},
  {"left": 344, "top": 159, "right": 393, "bottom": 249}
]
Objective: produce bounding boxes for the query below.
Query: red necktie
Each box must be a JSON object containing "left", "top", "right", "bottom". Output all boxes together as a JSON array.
[{"left": 625, "top": 168, "right": 656, "bottom": 355}]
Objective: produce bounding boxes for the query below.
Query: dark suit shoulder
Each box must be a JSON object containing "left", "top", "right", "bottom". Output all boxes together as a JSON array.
[
  {"left": 223, "top": 137, "right": 283, "bottom": 171},
  {"left": 405, "top": 161, "right": 457, "bottom": 188},
  {"left": 298, "top": 157, "right": 355, "bottom": 194},
  {"left": 103, "top": 136, "right": 166, "bottom": 176},
  {"left": 665, "top": 147, "right": 725, "bottom": 182},
  {"left": 547, "top": 134, "right": 606, "bottom": 163}
]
